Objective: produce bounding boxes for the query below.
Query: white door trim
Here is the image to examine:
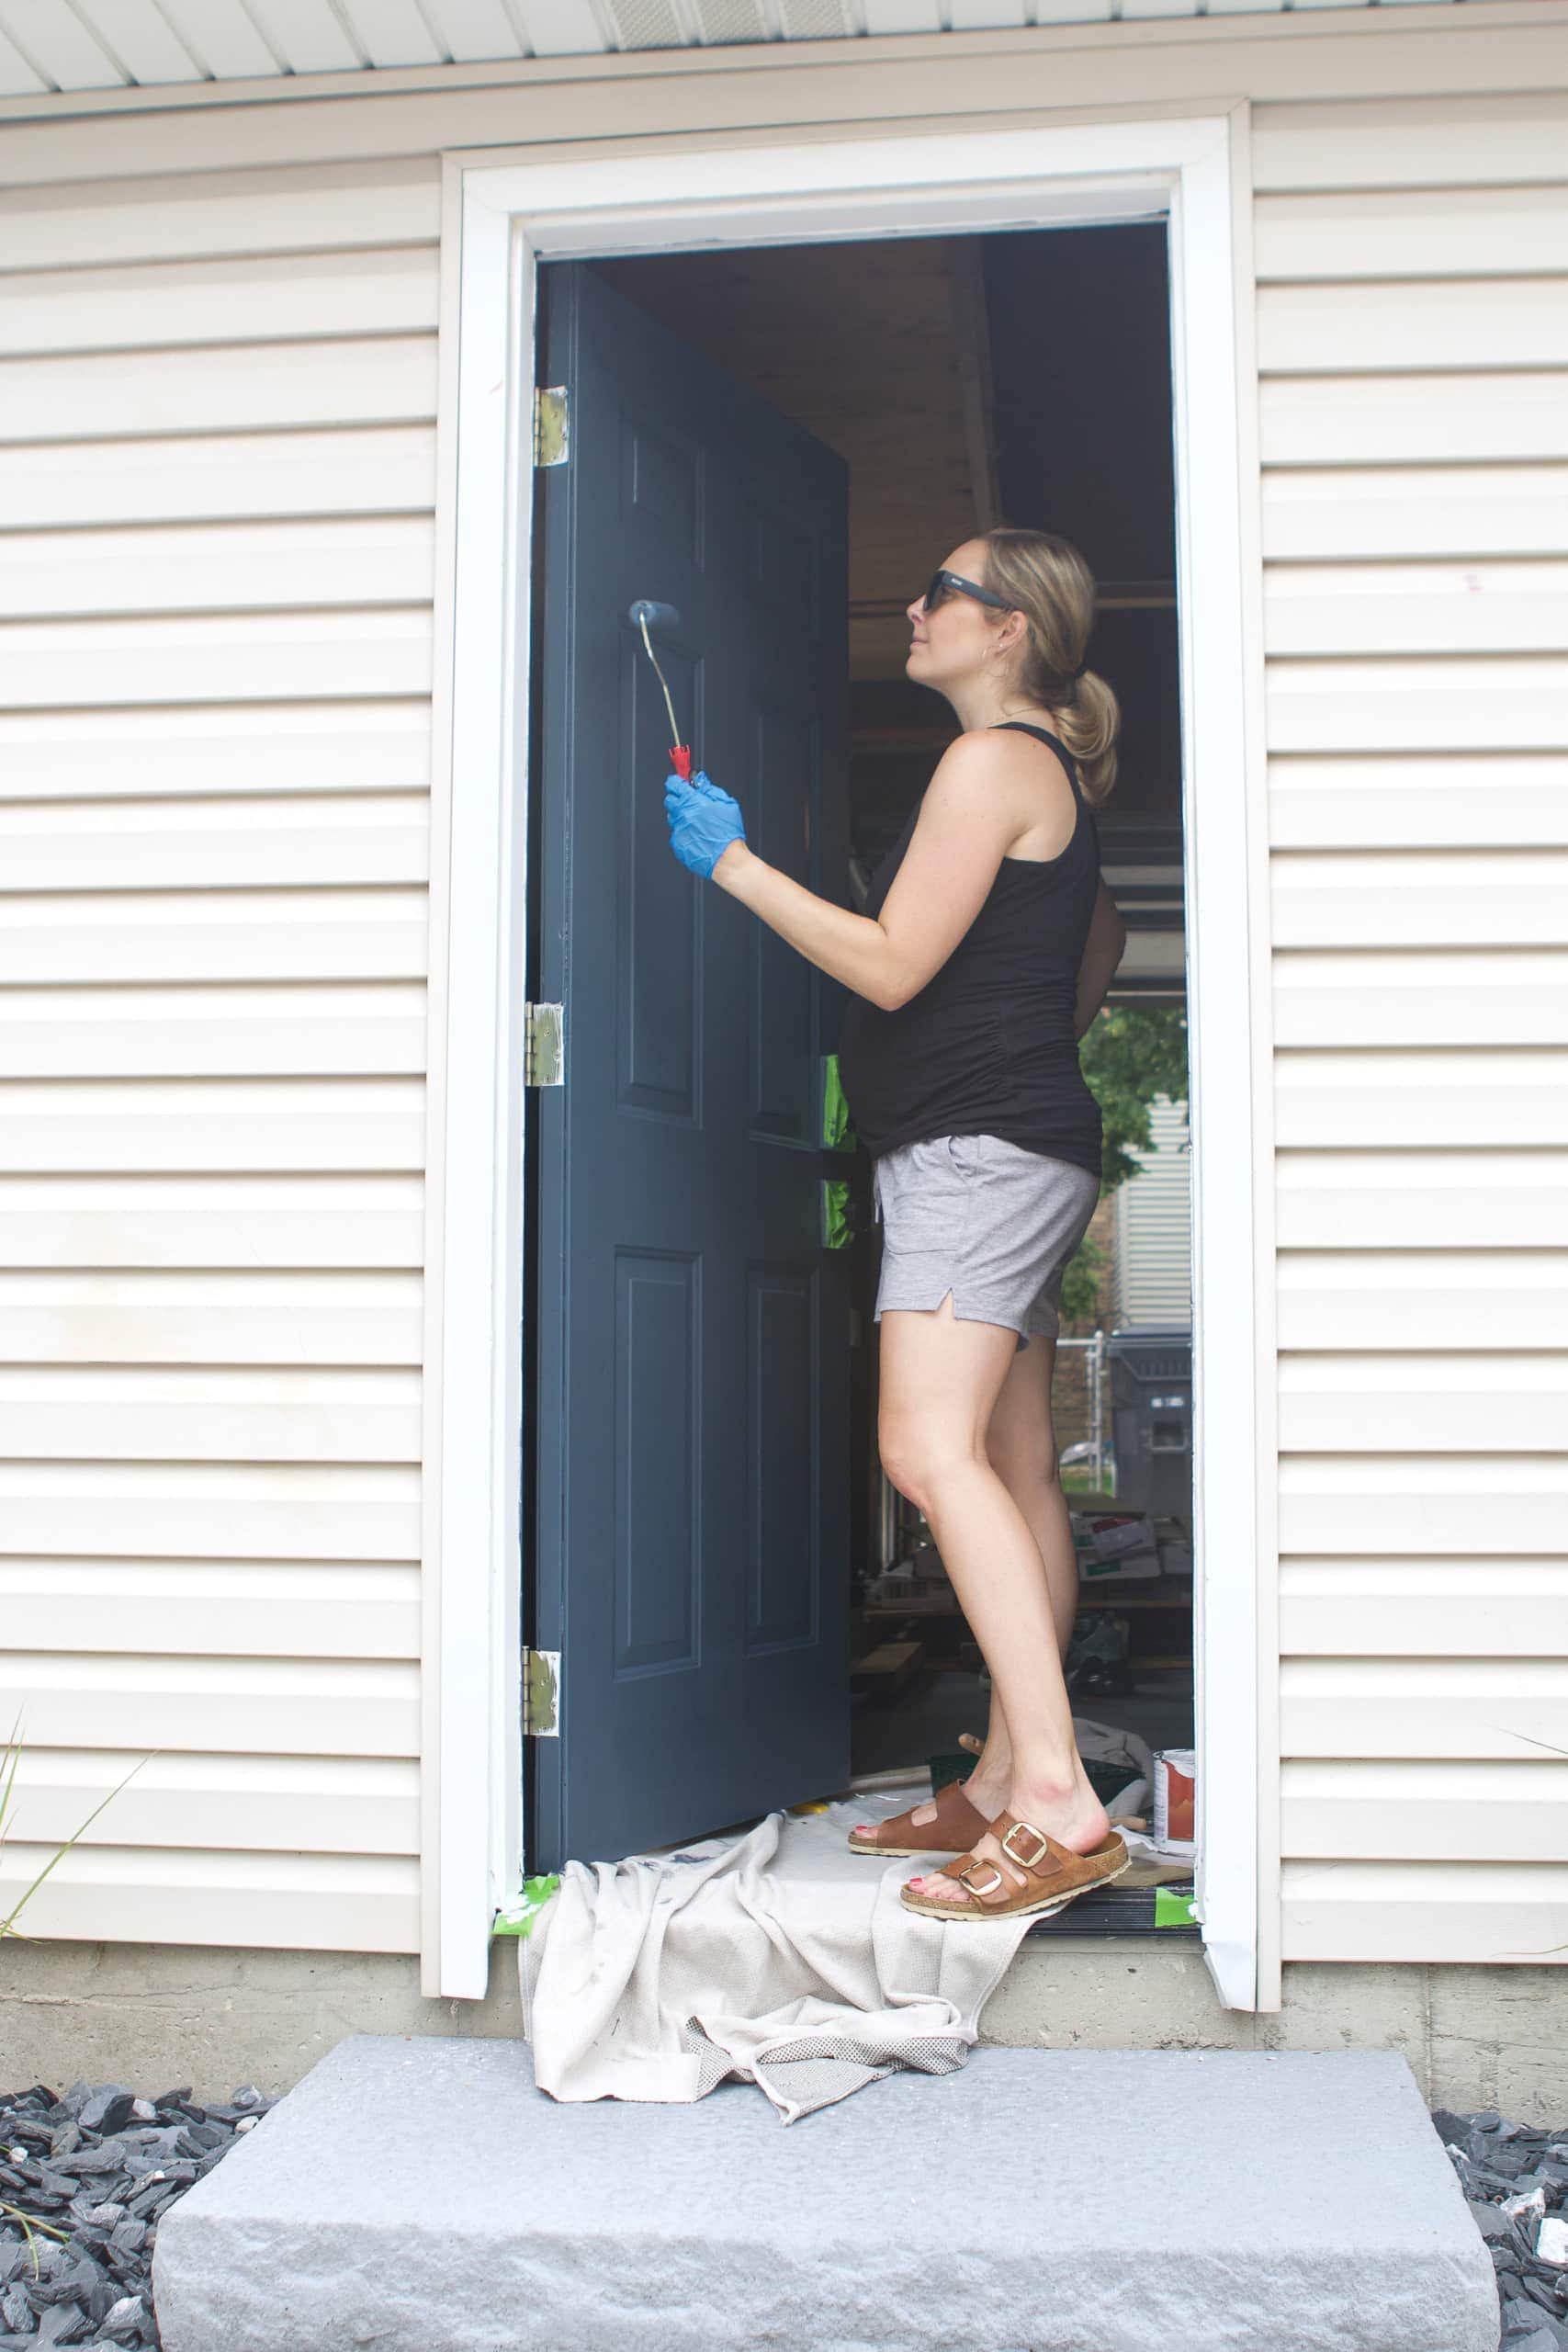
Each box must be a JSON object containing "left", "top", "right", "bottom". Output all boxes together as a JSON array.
[{"left": 423, "top": 111, "right": 1280, "bottom": 2007}]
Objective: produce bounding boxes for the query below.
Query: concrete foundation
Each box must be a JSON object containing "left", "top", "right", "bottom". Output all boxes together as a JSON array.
[
  {"left": 5, "top": 1931, "right": 1568, "bottom": 2121},
  {"left": 0, "top": 1935, "right": 524, "bottom": 2099},
  {"left": 987, "top": 1944, "right": 1568, "bottom": 2122}
]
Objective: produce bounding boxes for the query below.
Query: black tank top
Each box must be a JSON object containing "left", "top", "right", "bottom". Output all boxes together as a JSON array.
[{"left": 837, "top": 723, "right": 1103, "bottom": 1177}]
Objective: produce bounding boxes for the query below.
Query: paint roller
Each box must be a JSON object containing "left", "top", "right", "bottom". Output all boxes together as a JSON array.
[{"left": 628, "top": 600, "right": 693, "bottom": 783}]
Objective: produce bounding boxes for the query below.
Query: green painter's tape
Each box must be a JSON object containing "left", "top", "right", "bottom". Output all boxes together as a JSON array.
[
  {"left": 821, "top": 1178, "right": 853, "bottom": 1251},
  {"left": 820, "top": 1054, "right": 857, "bottom": 1154},
  {"left": 491, "top": 1874, "right": 560, "bottom": 1939},
  {"left": 1154, "top": 1884, "right": 1198, "bottom": 1929}
]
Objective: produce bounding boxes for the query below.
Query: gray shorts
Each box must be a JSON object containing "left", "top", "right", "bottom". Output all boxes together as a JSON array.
[{"left": 872, "top": 1133, "right": 1100, "bottom": 1350}]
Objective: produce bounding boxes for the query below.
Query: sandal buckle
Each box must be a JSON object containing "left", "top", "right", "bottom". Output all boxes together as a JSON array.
[
  {"left": 1000, "top": 1820, "right": 1052, "bottom": 1871},
  {"left": 957, "top": 1859, "right": 1005, "bottom": 1897}
]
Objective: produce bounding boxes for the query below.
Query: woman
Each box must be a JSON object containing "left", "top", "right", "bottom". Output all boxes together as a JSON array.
[{"left": 662, "top": 526, "right": 1130, "bottom": 1924}]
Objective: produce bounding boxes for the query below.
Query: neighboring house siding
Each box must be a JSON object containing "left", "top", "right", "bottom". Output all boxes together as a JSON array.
[
  {"left": 1112, "top": 1096, "right": 1191, "bottom": 1330},
  {"left": 1255, "top": 111, "right": 1568, "bottom": 1963},
  {"left": 0, "top": 19, "right": 1562, "bottom": 1970},
  {"left": 0, "top": 162, "right": 442, "bottom": 1951}
]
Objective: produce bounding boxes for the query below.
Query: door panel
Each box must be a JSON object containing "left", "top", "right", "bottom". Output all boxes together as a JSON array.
[
  {"left": 531, "top": 262, "right": 852, "bottom": 1871},
  {"left": 615, "top": 1250, "right": 698, "bottom": 1677},
  {"left": 618, "top": 633, "right": 701, "bottom": 1120},
  {"left": 747, "top": 1265, "right": 818, "bottom": 1651},
  {"left": 750, "top": 700, "right": 818, "bottom": 1138}
]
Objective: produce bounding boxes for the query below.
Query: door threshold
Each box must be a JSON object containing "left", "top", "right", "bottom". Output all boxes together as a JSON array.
[{"left": 1026, "top": 1878, "right": 1200, "bottom": 1941}]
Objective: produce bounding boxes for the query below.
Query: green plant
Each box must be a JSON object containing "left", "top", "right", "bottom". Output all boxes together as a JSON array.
[
  {"left": 1056, "top": 1006, "right": 1190, "bottom": 1329},
  {"left": 0, "top": 2202, "right": 70, "bottom": 2272},
  {"left": 1, "top": 1713, "right": 152, "bottom": 1944},
  {"left": 0, "top": 1717, "right": 153, "bottom": 2256},
  {"left": 1079, "top": 1005, "right": 1190, "bottom": 1193}
]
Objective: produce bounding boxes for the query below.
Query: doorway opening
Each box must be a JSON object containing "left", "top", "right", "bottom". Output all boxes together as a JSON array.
[{"left": 534, "top": 220, "right": 1195, "bottom": 1938}]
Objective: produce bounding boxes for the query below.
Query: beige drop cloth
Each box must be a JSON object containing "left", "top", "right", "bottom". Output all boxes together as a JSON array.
[{"left": 517, "top": 1792, "right": 1034, "bottom": 2124}]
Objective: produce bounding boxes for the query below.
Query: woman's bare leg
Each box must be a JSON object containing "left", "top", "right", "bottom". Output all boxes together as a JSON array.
[
  {"left": 861, "top": 1295, "right": 1108, "bottom": 1903},
  {"left": 956, "top": 1335, "right": 1077, "bottom": 1809},
  {"left": 990, "top": 1335, "right": 1079, "bottom": 1650}
]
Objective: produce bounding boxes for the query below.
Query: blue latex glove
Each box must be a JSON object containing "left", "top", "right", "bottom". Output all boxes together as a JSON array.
[{"left": 664, "top": 770, "right": 746, "bottom": 880}]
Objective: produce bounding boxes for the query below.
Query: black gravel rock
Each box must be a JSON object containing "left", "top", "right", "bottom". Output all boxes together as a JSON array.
[
  {"left": 1, "top": 2074, "right": 277, "bottom": 2350},
  {"left": 74, "top": 2092, "right": 135, "bottom": 2141},
  {"left": 1441, "top": 2105, "right": 1568, "bottom": 2351},
  {"left": 1501, "top": 2309, "right": 1568, "bottom": 2352}
]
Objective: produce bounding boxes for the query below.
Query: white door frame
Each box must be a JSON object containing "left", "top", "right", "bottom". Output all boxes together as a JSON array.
[{"left": 422, "top": 113, "right": 1280, "bottom": 2010}]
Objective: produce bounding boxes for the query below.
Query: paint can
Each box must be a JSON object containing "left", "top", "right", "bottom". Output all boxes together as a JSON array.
[{"left": 1153, "top": 1747, "right": 1197, "bottom": 1856}]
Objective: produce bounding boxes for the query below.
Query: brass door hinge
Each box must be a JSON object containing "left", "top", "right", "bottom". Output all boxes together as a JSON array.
[
  {"left": 523, "top": 1647, "right": 560, "bottom": 1738},
  {"left": 525, "top": 1001, "right": 564, "bottom": 1087},
  {"left": 534, "top": 386, "right": 570, "bottom": 468}
]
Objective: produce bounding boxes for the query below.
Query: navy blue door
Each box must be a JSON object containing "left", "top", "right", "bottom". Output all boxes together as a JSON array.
[{"left": 530, "top": 264, "right": 852, "bottom": 1870}]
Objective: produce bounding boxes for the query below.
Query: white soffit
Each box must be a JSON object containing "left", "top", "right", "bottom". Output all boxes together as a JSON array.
[{"left": 0, "top": 0, "right": 1474, "bottom": 98}]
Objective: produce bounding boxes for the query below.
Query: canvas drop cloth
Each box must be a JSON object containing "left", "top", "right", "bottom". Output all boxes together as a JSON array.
[{"left": 517, "top": 1792, "right": 1034, "bottom": 2124}]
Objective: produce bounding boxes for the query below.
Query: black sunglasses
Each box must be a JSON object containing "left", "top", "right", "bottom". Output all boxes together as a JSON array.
[{"left": 920, "top": 568, "right": 1013, "bottom": 615}]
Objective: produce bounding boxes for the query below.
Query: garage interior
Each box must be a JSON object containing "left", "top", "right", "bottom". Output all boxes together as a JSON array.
[{"left": 590, "top": 221, "right": 1196, "bottom": 1928}]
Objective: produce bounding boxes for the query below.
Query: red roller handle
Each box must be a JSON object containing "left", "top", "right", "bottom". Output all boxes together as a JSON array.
[{"left": 670, "top": 745, "right": 693, "bottom": 782}]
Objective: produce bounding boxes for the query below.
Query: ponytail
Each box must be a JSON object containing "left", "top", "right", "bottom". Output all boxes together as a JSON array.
[{"left": 978, "top": 526, "right": 1120, "bottom": 805}]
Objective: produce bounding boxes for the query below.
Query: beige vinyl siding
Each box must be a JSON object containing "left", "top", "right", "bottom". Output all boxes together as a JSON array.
[
  {"left": 0, "top": 11, "right": 1563, "bottom": 1972},
  {"left": 0, "top": 158, "right": 440, "bottom": 1953},
  {"left": 1111, "top": 1096, "right": 1192, "bottom": 1330},
  {"left": 1257, "top": 103, "right": 1568, "bottom": 1966}
]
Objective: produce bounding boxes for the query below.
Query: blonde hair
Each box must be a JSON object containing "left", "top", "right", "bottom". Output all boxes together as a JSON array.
[{"left": 977, "top": 527, "right": 1120, "bottom": 806}]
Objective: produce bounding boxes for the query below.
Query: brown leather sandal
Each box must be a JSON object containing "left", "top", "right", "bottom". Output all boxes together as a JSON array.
[
  {"left": 846, "top": 1777, "right": 990, "bottom": 1859},
  {"left": 898, "top": 1812, "right": 1129, "bottom": 1921}
]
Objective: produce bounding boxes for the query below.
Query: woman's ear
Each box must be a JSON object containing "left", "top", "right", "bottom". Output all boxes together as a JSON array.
[{"left": 993, "top": 608, "right": 1028, "bottom": 659}]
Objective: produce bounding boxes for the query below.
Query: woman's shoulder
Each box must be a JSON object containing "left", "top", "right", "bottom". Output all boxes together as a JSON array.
[
  {"left": 969, "top": 723, "right": 1079, "bottom": 858},
  {"left": 918, "top": 726, "right": 1043, "bottom": 823},
  {"left": 933, "top": 723, "right": 1074, "bottom": 790},
  {"left": 909, "top": 730, "right": 1019, "bottom": 836},
  {"left": 988, "top": 718, "right": 1077, "bottom": 775}
]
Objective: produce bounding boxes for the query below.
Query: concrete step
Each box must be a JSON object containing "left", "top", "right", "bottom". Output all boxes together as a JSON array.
[{"left": 152, "top": 2035, "right": 1498, "bottom": 2352}]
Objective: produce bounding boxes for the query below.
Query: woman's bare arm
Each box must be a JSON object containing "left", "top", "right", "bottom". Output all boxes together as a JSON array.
[
  {"left": 1073, "top": 878, "right": 1127, "bottom": 1039},
  {"left": 712, "top": 729, "right": 1075, "bottom": 1012}
]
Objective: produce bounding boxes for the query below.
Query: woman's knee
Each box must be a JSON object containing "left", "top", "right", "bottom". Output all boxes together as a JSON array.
[
  {"left": 878, "top": 1414, "right": 973, "bottom": 1515},
  {"left": 877, "top": 1419, "right": 928, "bottom": 1511}
]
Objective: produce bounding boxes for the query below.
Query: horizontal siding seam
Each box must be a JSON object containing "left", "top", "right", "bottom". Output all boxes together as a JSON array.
[
  {"left": 0, "top": 241, "right": 444, "bottom": 283},
  {"left": 0, "top": 325, "right": 441, "bottom": 368}
]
